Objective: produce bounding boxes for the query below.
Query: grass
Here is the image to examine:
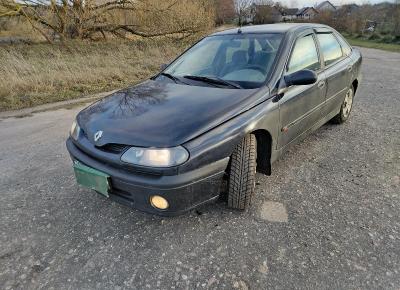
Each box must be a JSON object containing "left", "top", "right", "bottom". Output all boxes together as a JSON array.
[
  {"left": 0, "top": 39, "right": 187, "bottom": 111},
  {"left": 346, "top": 37, "right": 400, "bottom": 53}
]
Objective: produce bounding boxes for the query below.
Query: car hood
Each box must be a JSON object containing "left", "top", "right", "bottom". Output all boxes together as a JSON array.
[{"left": 78, "top": 80, "right": 267, "bottom": 147}]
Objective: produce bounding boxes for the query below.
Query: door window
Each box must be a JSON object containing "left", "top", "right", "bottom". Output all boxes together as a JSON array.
[
  {"left": 317, "top": 33, "right": 343, "bottom": 65},
  {"left": 287, "top": 34, "right": 320, "bottom": 74},
  {"left": 335, "top": 33, "right": 352, "bottom": 56}
]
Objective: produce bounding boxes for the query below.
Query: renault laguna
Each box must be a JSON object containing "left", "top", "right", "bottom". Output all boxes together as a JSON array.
[{"left": 66, "top": 23, "right": 362, "bottom": 215}]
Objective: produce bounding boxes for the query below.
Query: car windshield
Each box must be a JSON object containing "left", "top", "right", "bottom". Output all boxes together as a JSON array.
[{"left": 163, "top": 33, "right": 283, "bottom": 89}]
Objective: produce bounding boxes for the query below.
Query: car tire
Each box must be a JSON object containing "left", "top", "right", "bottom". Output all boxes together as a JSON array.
[
  {"left": 227, "top": 134, "right": 257, "bottom": 210},
  {"left": 331, "top": 86, "right": 354, "bottom": 124}
]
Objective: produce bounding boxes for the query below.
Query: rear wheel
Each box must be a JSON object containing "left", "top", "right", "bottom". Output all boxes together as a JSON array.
[
  {"left": 331, "top": 86, "right": 354, "bottom": 124},
  {"left": 227, "top": 134, "right": 257, "bottom": 210}
]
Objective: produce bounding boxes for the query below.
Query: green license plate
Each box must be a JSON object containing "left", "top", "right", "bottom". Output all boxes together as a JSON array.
[{"left": 73, "top": 161, "right": 110, "bottom": 197}]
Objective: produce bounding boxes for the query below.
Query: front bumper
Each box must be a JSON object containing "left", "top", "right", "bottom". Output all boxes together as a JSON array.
[{"left": 66, "top": 138, "right": 228, "bottom": 216}]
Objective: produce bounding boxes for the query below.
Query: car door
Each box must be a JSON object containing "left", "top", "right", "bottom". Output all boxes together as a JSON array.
[
  {"left": 315, "top": 31, "right": 352, "bottom": 117},
  {"left": 278, "top": 32, "right": 327, "bottom": 149}
]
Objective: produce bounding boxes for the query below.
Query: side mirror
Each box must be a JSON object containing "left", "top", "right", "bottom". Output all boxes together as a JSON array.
[
  {"left": 284, "top": 69, "right": 317, "bottom": 87},
  {"left": 160, "top": 63, "right": 168, "bottom": 70}
]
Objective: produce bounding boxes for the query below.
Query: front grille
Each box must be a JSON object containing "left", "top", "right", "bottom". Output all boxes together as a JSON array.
[{"left": 96, "top": 143, "right": 128, "bottom": 154}]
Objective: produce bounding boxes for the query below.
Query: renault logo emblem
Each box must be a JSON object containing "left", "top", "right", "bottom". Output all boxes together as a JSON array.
[{"left": 94, "top": 130, "right": 103, "bottom": 142}]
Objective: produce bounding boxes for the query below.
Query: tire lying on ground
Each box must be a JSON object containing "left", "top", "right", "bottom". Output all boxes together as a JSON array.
[{"left": 227, "top": 134, "right": 257, "bottom": 210}]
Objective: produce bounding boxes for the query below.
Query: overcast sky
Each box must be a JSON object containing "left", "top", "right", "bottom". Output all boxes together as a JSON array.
[{"left": 281, "top": 0, "right": 393, "bottom": 8}]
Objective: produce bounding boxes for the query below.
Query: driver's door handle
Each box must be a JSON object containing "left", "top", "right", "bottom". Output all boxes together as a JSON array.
[{"left": 317, "top": 80, "right": 325, "bottom": 88}]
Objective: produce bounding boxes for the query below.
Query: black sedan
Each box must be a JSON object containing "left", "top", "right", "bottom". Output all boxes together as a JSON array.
[{"left": 66, "top": 23, "right": 362, "bottom": 215}]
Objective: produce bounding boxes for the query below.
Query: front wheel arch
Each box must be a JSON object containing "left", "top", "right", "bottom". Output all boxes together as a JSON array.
[{"left": 252, "top": 129, "right": 273, "bottom": 175}]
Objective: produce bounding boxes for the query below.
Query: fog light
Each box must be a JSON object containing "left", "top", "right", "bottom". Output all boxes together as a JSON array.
[{"left": 150, "top": 195, "right": 169, "bottom": 210}]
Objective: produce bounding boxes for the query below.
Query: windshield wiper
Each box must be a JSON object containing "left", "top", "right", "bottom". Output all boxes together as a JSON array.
[
  {"left": 212, "top": 76, "right": 243, "bottom": 89},
  {"left": 183, "top": 75, "right": 242, "bottom": 89},
  {"left": 160, "top": 72, "right": 180, "bottom": 84}
]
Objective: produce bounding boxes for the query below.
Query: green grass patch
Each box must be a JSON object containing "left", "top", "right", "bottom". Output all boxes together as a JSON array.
[{"left": 346, "top": 37, "right": 400, "bottom": 53}]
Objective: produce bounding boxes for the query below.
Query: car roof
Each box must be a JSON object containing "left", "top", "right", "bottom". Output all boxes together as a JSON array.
[{"left": 211, "top": 23, "right": 331, "bottom": 36}]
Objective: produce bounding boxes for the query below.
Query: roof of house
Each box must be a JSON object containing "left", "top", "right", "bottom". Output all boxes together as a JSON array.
[
  {"left": 296, "top": 7, "right": 319, "bottom": 15},
  {"left": 338, "top": 3, "right": 359, "bottom": 10},
  {"left": 282, "top": 8, "right": 298, "bottom": 15},
  {"left": 316, "top": 1, "right": 336, "bottom": 10}
]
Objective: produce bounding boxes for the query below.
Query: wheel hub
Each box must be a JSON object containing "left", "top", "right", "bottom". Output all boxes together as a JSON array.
[{"left": 342, "top": 89, "right": 353, "bottom": 118}]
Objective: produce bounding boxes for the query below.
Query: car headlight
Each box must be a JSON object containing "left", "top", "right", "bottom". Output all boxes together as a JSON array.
[
  {"left": 70, "top": 119, "right": 81, "bottom": 141},
  {"left": 121, "top": 146, "right": 189, "bottom": 167}
]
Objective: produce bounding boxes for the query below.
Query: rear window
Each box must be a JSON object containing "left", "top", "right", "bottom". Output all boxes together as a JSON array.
[{"left": 317, "top": 33, "right": 343, "bottom": 66}]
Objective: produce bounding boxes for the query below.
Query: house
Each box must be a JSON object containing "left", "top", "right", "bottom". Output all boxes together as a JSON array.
[
  {"left": 296, "top": 7, "right": 319, "bottom": 19},
  {"left": 282, "top": 8, "right": 298, "bottom": 21},
  {"left": 316, "top": 1, "right": 337, "bottom": 12}
]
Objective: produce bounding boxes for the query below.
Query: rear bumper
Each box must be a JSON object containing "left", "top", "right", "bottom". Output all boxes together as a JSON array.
[{"left": 66, "top": 138, "right": 228, "bottom": 216}]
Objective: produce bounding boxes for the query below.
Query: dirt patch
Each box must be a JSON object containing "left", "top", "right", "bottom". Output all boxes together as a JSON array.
[{"left": 259, "top": 201, "right": 288, "bottom": 222}]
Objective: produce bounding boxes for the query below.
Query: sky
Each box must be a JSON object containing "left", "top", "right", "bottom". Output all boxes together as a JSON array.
[{"left": 280, "top": 0, "right": 394, "bottom": 8}]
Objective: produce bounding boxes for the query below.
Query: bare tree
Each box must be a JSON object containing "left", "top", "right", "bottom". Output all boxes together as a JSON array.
[
  {"left": 252, "top": 0, "right": 275, "bottom": 24},
  {"left": 0, "top": 0, "right": 215, "bottom": 41},
  {"left": 251, "top": 0, "right": 286, "bottom": 24},
  {"left": 215, "top": 0, "right": 235, "bottom": 24},
  {"left": 234, "top": 0, "right": 252, "bottom": 25}
]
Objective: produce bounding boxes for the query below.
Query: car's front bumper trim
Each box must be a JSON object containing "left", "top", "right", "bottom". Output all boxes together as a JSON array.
[{"left": 66, "top": 138, "right": 229, "bottom": 215}]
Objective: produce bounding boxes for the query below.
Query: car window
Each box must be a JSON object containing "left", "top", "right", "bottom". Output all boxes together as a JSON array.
[
  {"left": 287, "top": 34, "right": 320, "bottom": 74},
  {"left": 317, "top": 33, "right": 343, "bottom": 65},
  {"left": 254, "top": 38, "right": 262, "bottom": 53},
  {"left": 226, "top": 38, "right": 250, "bottom": 63},
  {"left": 335, "top": 33, "right": 352, "bottom": 56},
  {"left": 164, "top": 33, "right": 283, "bottom": 88},
  {"left": 168, "top": 41, "right": 220, "bottom": 75}
]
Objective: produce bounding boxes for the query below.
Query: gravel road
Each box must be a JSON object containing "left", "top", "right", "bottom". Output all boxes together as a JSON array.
[{"left": 0, "top": 47, "right": 399, "bottom": 290}]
